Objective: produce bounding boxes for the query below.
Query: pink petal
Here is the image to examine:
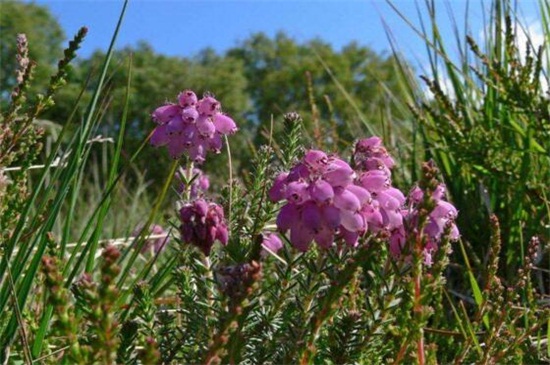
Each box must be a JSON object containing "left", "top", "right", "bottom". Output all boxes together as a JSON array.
[
  {"left": 287, "top": 163, "right": 309, "bottom": 181},
  {"left": 362, "top": 204, "right": 383, "bottom": 230},
  {"left": 213, "top": 114, "right": 237, "bottom": 134},
  {"left": 409, "top": 186, "right": 424, "bottom": 203},
  {"left": 198, "top": 96, "right": 220, "bottom": 117},
  {"left": 359, "top": 170, "right": 389, "bottom": 192},
  {"left": 355, "top": 137, "right": 382, "bottom": 152},
  {"left": 433, "top": 184, "right": 447, "bottom": 200},
  {"left": 431, "top": 201, "right": 458, "bottom": 220},
  {"left": 339, "top": 228, "right": 360, "bottom": 247},
  {"left": 194, "top": 199, "right": 209, "bottom": 216},
  {"left": 166, "top": 117, "right": 185, "bottom": 135},
  {"left": 376, "top": 190, "right": 402, "bottom": 211},
  {"left": 189, "top": 142, "right": 206, "bottom": 163},
  {"left": 346, "top": 185, "right": 372, "bottom": 206},
  {"left": 322, "top": 205, "right": 341, "bottom": 229},
  {"left": 380, "top": 208, "right": 403, "bottom": 229},
  {"left": 389, "top": 228, "right": 405, "bottom": 257},
  {"left": 340, "top": 209, "right": 365, "bottom": 232},
  {"left": 309, "top": 179, "right": 334, "bottom": 204},
  {"left": 269, "top": 172, "right": 289, "bottom": 202},
  {"left": 285, "top": 181, "right": 310, "bottom": 205},
  {"left": 216, "top": 225, "right": 229, "bottom": 245},
  {"left": 301, "top": 202, "right": 323, "bottom": 232},
  {"left": 323, "top": 160, "right": 354, "bottom": 187},
  {"left": 262, "top": 233, "right": 284, "bottom": 253},
  {"left": 385, "top": 187, "right": 406, "bottom": 205},
  {"left": 314, "top": 227, "right": 334, "bottom": 249},
  {"left": 196, "top": 116, "right": 216, "bottom": 137},
  {"left": 150, "top": 125, "right": 169, "bottom": 146},
  {"left": 290, "top": 225, "right": 313, "bottom": 252},
  {"left": 333, "top": 187, "right": 361, "bottom": 212},
  {"left": 182, "top": 107, "right": 199, "bottom": 123},
  {"left": 178, "top": 90, "right": 198, "bottom": 107},
  {"left": 168, "top": 139, "right": 187, "bottom": 159},
  {"left": 152, "top": 104, "right": 180, "bottom": 124},
  {"left": 208, "top": 134, "right": 223, "bottom": 152},
  {"left": 304, "top": 150, "right": 329, "bottom": 172},
  {"left": 277, "top": 204, "right": 299, "bottom": 232}
]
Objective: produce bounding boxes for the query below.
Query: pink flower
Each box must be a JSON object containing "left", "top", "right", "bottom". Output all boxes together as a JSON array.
[
  {"left": 261, "top": 233, "right": 284, "bottom": 256},
  {"left": 133, "top": 224, "right": 170, "bottom": 254},
  {"left": 179, "top": 199, "right": 229, "bottom": 255},
  {"left": 389, "top": 184, "right": 460, "bottom": 265},
  {"left": 150, "top": 90, "right": 237, "bottom": 163}
]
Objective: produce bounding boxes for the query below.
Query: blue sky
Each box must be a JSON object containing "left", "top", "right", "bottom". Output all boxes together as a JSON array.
[{"left": 34, "top": 0, "right": 542, "bottom": 66}]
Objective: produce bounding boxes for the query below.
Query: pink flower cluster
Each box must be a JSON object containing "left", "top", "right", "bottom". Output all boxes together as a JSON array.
[
  {"left": 390, "top": 184, "right": 460, "bottom": 265},
  {"left": 269, "top": 150, "right": 375, "bottom": 251},
  {"left": 179, "top": 199, "right": 228, "bottom": 255},
  {"left": 150, "top": 90, "right": 237, "bottom": 163},
  {"left": 270, "top": 137, "right": 459, "bottom": 260},
  {"left": 352, "top": 137, "right": 406, "bottom": 233}
]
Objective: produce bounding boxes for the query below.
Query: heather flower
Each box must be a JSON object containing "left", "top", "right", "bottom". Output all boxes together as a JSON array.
[
  {"left": 179, "top": 199, "right": 228, "bottom": 255},
  {"left": 261, "top": 233, "right": 284, "bottom": 256},
  {"left": 270, "top": 149, "right": 372, "bottom": 251},
  {"left": 353, "top": 136, "right": 395, "bottom": 171},
  {"left": 150, "top": 90, "right": 237, "bottom": 163},
  {"left": 352, "top": 138, "right": 406, "bottom": 232},
  {"left": 133, "top": 224, "right": 170, "bottom": 254},
  {"left": 390, "top": 184, "right": 460, "bottom": 265},
  {"left": 177, "top": 167, "right": 210, "bottom": 198}
]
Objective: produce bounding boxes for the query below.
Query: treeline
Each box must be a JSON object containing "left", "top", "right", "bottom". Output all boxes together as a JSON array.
[{"left": 1, "top": 1, "right": 410, "bottom": 186}]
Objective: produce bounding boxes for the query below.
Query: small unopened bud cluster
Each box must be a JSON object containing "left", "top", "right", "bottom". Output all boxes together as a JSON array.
[
  {"left": 150, "top": 90, "right": 237, "bottom": 163},
  {"left": 177, "top": 167, "right": 210, "bottom": 199},
  {"left": 15, "top": 34, "right": 30, "bottom": 84},
  {"left": 179, "top": 199, "right": 228, "bottom": 256},
  {"left": 216, "top": 261, "right": 262, "bottom": 301}
]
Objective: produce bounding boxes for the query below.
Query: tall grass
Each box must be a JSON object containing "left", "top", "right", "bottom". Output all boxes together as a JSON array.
[
  {"left": 386, "top": 0, "right": 549, "bottom": 278},
  {"left": 0, "top": 1, "right": 176, "bottom": 361}
]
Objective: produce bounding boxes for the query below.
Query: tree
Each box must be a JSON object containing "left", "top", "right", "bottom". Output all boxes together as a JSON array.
[{"left": 227, "top": 32, "right": 409, "bottom": 152}]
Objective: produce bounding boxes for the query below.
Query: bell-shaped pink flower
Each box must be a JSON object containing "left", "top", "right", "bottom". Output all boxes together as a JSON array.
[
  {"left": 261, "top": 233, "right": 284, "bottom": 254},
  {"left": 178, "top": 90, "right": 198, "bottom": 107},
  {"left": 152, "top": 104, "right": 180, "bottom": 124}
]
